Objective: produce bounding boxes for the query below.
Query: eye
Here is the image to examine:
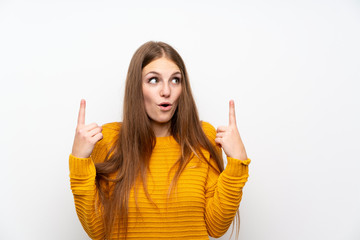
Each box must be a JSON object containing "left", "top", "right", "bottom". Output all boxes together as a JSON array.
[
  {"left": 171, "top": 77, "right": 181, "bottom": 84},
  {"left": 148, "top": 77, "right": 158, "bottom": 84}
]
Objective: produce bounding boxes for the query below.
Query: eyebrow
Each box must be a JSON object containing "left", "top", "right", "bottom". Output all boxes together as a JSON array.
[{"left": 144, "top": 71, "right": 181, "bottom": 77}]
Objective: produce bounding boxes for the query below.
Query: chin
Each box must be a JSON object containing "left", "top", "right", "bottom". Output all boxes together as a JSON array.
[
  {"left": 157, "top": 119, "right": 172, "bottom": 124},
  {"left": 152, "top": 116, "right": 173, "bottom": 125}
]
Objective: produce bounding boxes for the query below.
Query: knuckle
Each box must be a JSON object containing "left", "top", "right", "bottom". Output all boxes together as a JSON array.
[{"left": 76, "top": 128, "right": 84, "bottom": 135}]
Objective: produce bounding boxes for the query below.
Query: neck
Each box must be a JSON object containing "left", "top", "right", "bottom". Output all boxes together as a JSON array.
[{"left": 151, "top": 121, "right": 171, "bottom": 137}]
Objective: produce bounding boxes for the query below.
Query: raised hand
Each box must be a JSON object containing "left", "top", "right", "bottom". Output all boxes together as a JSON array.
[
  {"left": 215, "top": 100, "right": 248, "bottom": 160},
  {"left": 71, "top": 99, "right": 103, "bottom": 158}
]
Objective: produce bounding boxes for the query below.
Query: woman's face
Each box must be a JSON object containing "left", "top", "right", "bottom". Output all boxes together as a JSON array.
[{"left": 142, "top": 57, "right": 182, "bottom": 131}]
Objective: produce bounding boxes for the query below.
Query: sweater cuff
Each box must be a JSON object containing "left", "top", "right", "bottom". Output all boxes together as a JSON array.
[
  {"left": 223, "top": 157, "right": 251, "bottom": 177},
  {"left": 69, "top": 154, "right": 96, "bottom": 178}
]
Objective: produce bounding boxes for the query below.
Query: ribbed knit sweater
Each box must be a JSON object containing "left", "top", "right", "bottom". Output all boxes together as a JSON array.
[{"left": 69, "top": 121, "right": 250, "bottom": 239}]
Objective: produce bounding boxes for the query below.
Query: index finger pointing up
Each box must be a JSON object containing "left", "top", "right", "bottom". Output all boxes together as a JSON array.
[
  {"left": 229, "top": 99, "right": 237, "bottom": 126},
  {"left": 77, "top": 99, "right": 86, "bottom": 126}
]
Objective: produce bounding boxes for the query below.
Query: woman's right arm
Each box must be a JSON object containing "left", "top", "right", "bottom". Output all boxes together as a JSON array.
[
  {"left": 69, "top": 155, "right": 105, "bottom": 239},
  {"left": 69, "top": 99, "right": 105, "bottom": 239}
]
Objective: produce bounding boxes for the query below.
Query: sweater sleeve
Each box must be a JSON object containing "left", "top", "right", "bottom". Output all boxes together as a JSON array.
[
  {"left": 69, "top": 154, "right": 105, "bottom": 239},
  {"left": 202, "top": 122, "right": 251, "bottom": 237},
  {"left": 69, "top": 122, "right": 120, "bottom": 239}
]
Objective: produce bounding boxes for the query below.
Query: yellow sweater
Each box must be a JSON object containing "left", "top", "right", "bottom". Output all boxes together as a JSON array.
[{"left": 69, "top": 121, "right": 250, "bottom": 239}]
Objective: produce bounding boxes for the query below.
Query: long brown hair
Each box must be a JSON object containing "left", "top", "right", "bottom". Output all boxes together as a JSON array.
[{"left": 95, "top": 41, "right": 226, "bottom": 239}]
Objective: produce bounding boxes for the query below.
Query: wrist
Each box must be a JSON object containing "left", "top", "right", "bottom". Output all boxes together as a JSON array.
[
  {"left": 71, "top": 151, "right": 91, "bottom": 159},
  {"left": 229, "top": 148, "right": 248, "bottom": 160}
]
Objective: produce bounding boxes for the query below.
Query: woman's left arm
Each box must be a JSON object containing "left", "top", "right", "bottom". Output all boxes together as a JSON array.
[{"left": 204, "top": 100, "right": 251, "bottom": 237}]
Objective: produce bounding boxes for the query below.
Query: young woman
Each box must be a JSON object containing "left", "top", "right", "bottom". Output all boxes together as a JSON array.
[{"left": 70, "top": 41, "right": 250, "bottom": 240}]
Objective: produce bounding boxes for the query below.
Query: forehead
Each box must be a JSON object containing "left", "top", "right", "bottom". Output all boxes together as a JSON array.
[{"left": 142, "top": 57, "right": 180, "bottom": 74}]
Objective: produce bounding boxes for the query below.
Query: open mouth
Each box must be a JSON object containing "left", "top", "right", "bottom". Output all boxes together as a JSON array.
[{"left": 159, "top": 102, "right": 172, "bottom": 110}]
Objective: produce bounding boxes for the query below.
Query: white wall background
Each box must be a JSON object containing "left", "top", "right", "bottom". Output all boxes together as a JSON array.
[{"left": 1, "top": 0, "right": 359, "bottom": 239}]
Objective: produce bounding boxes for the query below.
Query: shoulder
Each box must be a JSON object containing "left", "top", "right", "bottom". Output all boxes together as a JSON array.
[
  {"left": 100, "top": 122, "right": 121, "bottom": 144},
  {"left": 102, "top": 122, "right": 121, "bottom": 135},
  {"left": 200, "top": 121, "right": 222, "bottom": 170},
  {"left": 200, "top": 121, "right": 217, "bottom": 144},
  {"left": 91, "top": 122, "right": 121, "bottom": 163}
]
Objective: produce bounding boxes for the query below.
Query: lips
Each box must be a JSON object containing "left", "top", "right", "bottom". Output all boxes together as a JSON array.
[{"left": 158, "top": 102, "right": 172, "bottom": 111}]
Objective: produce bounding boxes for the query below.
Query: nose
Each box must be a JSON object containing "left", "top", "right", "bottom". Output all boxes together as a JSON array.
[{"left": 160, "top": 82, "right": 170, "bottom": 97}]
